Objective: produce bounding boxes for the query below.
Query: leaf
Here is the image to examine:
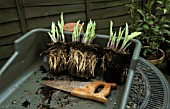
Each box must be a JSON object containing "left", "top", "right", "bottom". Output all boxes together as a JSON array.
[
  {"left": 110, "top": 21, "right": 113, "bottom": 38},
  {"left": 137, "top": 9, "right": 145, "bottom": 18},
  {"left": 156, "top": 1, "right": 163, "bottom": 5},
  {"left": 128, "top": 32, "right": 142, "bottom": 39},
  {"left": 156, "top": 7, "right": 163, "bottom": 11},
  {"left": 162, "top": 24, "right": 170, "bottom": 28},
  {"left": 146, "top": 20, "right": 154, "bottom": 25},
  {"left": 164, "top": 8, "right": 168, "bottom": 14},
  {"left": 116, "top": 27, "right": 123, "bottom": 49},
  {"left": 162, "top": 29, "right": 170, "bottom": 35},
  {"left": 143, "top": 24, "right": 149, "bottom": 30}
]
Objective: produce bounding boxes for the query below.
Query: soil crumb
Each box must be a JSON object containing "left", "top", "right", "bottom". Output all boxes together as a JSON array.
[
  {"left": 21, "top": 99, "right": 30, "bottom": 108},
  {"left": 39, "top": 65, "right": 48, "bottom": 73}
]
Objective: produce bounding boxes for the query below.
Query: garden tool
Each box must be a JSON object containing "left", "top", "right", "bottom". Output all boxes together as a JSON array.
[{"left": 41, "top": 80, "right": 117, "bottom": 103}]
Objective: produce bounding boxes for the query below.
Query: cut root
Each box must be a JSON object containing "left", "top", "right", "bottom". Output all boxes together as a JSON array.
[
  {"left": 48, "top": 49, "right": 67, "bottom": 73},
  {"left": 68, "top": 48, "right": 98, "bottom": 78}
]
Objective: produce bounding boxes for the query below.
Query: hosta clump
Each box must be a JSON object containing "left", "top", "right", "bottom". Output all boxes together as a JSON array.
[
  {"left": 68, "top": 20, "right": 102, "bottom": 79},
  {"left": 102, "top": 21, "right": 141, "bottom": 84},
  {"left": 46, "top": 13, "right": 68, "bottom": 74}
]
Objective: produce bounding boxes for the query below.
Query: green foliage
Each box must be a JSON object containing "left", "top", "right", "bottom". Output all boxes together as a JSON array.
[
  {"left": 108, "top": 21, "right": 141, "bottom": 53},
  {"left": 129, "top": 0, "right": 170, "bottom": 51},
  {"left": 58, "top": 12, "right": 65, "bottom": 42},
  {"left": 82, "top": 20, "right": 96, "bottom": 44},
  {"left": 48, "top": 13, "right": 65, "bottom": 43},
  {"left": 72, "top": 20, "right": 84, "bottom": 42},
  {"left": 48, "top": 22, "right": 57, "bottom": 43}
]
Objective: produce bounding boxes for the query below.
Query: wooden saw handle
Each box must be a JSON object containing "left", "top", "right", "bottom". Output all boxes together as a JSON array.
[{"left": 71, "top": 81, "right": 117, "bottom": 103}]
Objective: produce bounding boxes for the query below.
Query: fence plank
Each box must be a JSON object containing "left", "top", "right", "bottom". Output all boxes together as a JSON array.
[
  {"left": 0, "top": 21, "right": 22, "bottom": 37},
  {"left": 91, "top": 5, "right": 129, "bottom": 19},
  {"left": 0, "top": 8, "right": 19, "bottom": 23},
  {"left": 91, "top": 0, "right": 115, "bottom": 3},
  {"left": 0, "top": 44, "right": 14, "bottom": 59},
  {"left": 24, "top": 4, "right": 85, "bottom": 19},
  {"left": 85, "top": 0, "right": 91, "bottom": 21},
  {"left": 22, "top": 0, "right": 85, "bottom": 7},
  {"left": 96, "top": 28, "right": 109, "bottom": 35},
  {"left": 95, "top": 15, "right": 131, "bottom": 29},
  {"left": 0, "top": 0, "right": 16, "bottom": 9},
  {"left": 16, "top": 0, "right": 28, "bottom": 33},
  {"left": 96, "top": 26, "right": 125, "bottom": 35},
  {"left": 91, "top": 0, "right": 131, "bottom": 10},
  {"left": 0, "top": 33, "right": 22, "bottom": 45},
  {"left": 26, "top": 12, "right": 86, "bottom": 30}
]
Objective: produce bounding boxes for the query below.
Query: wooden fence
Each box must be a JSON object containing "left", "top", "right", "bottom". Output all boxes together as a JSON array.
[{"left": 0, "top": 0, "right": 169, "bottom": 68}]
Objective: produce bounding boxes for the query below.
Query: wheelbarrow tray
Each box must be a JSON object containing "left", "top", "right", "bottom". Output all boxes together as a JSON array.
[{"left": 0, "top": 29, "right": 141, "bottom": 109}]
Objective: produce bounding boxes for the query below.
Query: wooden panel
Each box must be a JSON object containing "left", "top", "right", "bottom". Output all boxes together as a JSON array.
[
  {"left": 96, "top": 25, "right": 126, "bottom": 35},
  {"left": 0, "top": 44, "right": 14, "bottom": 59},
  {"left": 0, "top": 33, "right": 22, "bottom": 45},
  {"left": 91, "top": 0, "right": 115, "bottom": 3},
  {"left": 96, "top": 28, "right": 110, "bottom": 35},
  {"left": 0, "top": 8, "right": 19, "bottom": 23},
  {"left": 24, "top": 4, "right": 85, "bottom": 19},
  {"left": 22, "top": 0, "right": 85, "bottom": 7},
  {"left": 91, "top": 5, "right": 129, "bottom": 19},
  {"left": 0, "top": 58, "right": 9, "bottom": 68},
  {"left": 91, "top": 0, "right": 131, "bottom": 10},
  {"left": 0, "top": 0, "right": 16, "bottom": 9},
  {"left": 0, "top": 21, "right": 22, "bottom": 37},
  {"left": 95, "top": 15, "right": 131, "bottom": 29},
  {"left": 26, "top": 12, "right": 86, "bottom": 30}
]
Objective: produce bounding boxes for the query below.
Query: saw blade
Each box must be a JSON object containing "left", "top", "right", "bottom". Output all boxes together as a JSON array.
[{"left": 41, "top": 80, "right": 90, "bottom": 92}]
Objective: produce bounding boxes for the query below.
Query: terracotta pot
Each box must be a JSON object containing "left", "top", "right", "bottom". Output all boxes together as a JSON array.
[{"left": 142, "top": 46, "right": 165, "bottom": 66}]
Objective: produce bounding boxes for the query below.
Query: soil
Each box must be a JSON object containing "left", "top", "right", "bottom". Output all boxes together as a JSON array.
[
  {"left": 47, "top": 42, "right": 68, "bottom": 74},
  {"left": 37, "top": 64, "right": 145, "bottom": 109},
  {"left": 21, "top": 99, "right": 30, "bottom": 108},
  {"left": 37, "top": 65, "right": 89, "bottom": 109},
  {"left": 102, "top": 48, "right": 132, "bottom": 84},
  {"left": 67, "top": 42, "right": 103, "bottom": 79},
  {"left": 46, "top": 41, "right": 133, "bottom": 83}
]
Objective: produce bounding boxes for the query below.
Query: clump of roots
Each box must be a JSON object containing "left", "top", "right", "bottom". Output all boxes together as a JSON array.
[
  {"left": 68, "top": 47, "right": 98, "bottom": 79},
  {"left": 102, "top": 49, "right": 131, "bottom": 84},
  {"left": 47, "top": 43, "right": 67, "bottom": 74}
]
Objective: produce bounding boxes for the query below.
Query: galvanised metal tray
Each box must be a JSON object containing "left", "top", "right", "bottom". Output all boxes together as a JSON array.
[{"left": 0, "top": 29, "right": 141, "bottom": 109}]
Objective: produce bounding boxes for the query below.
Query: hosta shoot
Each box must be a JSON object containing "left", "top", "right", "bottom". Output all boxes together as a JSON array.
[
  {"left": 72, "top": 20, "right": 84, "bottom": 42},
  {"left": 82, "top": 20, "right": 96, "bottom": 44},
  {"left": 58, "top": 12, "right": 65, "bottom": 42},
  {"left": 48, "top": 22, "right": 57, "bottom": 43},
  {"left": 107, "top": 21, "right": 141, "bottom": 53},
  {"left": 48, "top": 13, "right": 65, "bottom": 43}
]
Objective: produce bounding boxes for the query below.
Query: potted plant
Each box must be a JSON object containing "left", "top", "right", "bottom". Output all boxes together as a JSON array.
[
  {"left": 102, "top": 21, "right": 141, "bottom": 83},
  {"left": 129, "top": 0, "right": 170, "bottom": 66},
  {"left": 45, "top": 13, "right": 68, "bottom": 74},
  {"left": 67, "top": 20, "right": 102, "bottom": 79},
  {"left": 45, "top": 12, "right": 141, "bottom": 84}
]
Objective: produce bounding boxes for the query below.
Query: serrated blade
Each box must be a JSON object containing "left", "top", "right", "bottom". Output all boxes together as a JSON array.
[{"left": 41, "top": 80, "right": 90, "bottom": 92}]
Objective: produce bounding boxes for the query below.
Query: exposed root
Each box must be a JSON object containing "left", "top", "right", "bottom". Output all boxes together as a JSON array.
[
  {"left": 48, "top": 48, "right": 67, "bottom": 73},
  {"left": 68, "top": 48, "right": 98, "bottom": 78}
]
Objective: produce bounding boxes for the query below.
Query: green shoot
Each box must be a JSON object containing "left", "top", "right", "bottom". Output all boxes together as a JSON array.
[
  {"left": 119, "top": 23, "right": 142, "bottom": 52},
  {"left": 48, "top": 22, "right": 57, "bottom": 43},
  {"left": 55, "top": 26, "right": 60, "bottom": 41},
  {"left": 107, "top": 21, "right": 141, "bottom": 53},
  {"left": 115, "top": 27, "right": 125, "bottom": 49},
  {"left": 48, "top": 13, "right": 65, "bottom": 43},
  {"left": 72, "top": 20, "right": 84, "bottom": 42},
  {"left": 58, "top": 12, "right": 65, "bottom": 42},
  {"left": 82, "top": 19, "right": 96, "bottom": 44}
]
